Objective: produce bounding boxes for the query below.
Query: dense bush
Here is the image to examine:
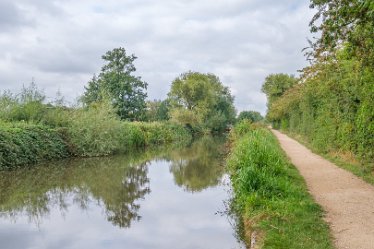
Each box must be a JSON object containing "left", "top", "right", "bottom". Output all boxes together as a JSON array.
[
  {"left": 267, "top": 53, "right": 374, "bottom": 163},
  {"left": 0, "top": 119, "right": 191, "bottom": 169},
  {"left": 0, "top": 122, "right": 69, "bottom": 170},
  {"left": 227, "top": 122, "right": 332, "bottom": 248},
  {"left": 66, "top": 102, "right": 123, "bottom": 157}
]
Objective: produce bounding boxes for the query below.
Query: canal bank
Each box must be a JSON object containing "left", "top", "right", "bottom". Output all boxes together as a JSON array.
[{"left": 227, "top": 122, "right": 333, "bottom": 248}]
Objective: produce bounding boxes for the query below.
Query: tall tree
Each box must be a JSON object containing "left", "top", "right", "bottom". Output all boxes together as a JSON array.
[
  {"left": 82, "top": 47, "right": 147, "bottom": 120},
  {"left": 308, "top": 0, "right": 374, "bottom": 65},
  {"left": 261, "top": 73, "right": 298, "bottom": 109},
  {"left": 168, "top": 72, "right": 236, "bottom": 132},
  {"left": 237, "top": 111, "right": 263, "bottom": 123}
]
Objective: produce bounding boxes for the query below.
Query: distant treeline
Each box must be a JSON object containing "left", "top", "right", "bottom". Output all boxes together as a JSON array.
[{"left": 263, "top": 0, "right": 374, "bottom": 163}]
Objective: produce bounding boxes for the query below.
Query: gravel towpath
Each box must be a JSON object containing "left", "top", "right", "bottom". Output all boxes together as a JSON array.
[{"left": 272, "top": 129, "right": 374, "bottom": 249}]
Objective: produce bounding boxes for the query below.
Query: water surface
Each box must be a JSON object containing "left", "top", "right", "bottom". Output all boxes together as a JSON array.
[{"left": 0, "top": 137, "right": 244, "bottom": 249}]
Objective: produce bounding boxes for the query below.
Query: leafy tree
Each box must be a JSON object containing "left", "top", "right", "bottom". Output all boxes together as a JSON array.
[
  {"left": 145, "top": 99, "right": 170, "bottom": 121},
  {"left": 261, "top": 73, "right": 298, "bottom": 109},
  {"left": 82, "top": 47, "right": 148, "bottom": 120},
  {"left": 308, "top": 0, "right": 374, "bottom": 65},
  {"left": 82, "top": 75, "right": 101, "bottom": 105},
  {"left": 237, "top": 111, "right": 263, "bottom": 123},
  {"left": 168, "top": 72, "right": 236, "bottom": 133}
]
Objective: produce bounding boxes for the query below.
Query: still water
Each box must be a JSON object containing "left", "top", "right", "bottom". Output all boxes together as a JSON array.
[{"left": 0, "top": 137, "right": 244, "bottom": 249}]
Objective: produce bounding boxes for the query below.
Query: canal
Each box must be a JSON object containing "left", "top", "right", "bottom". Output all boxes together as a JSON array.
[{"left": 0, "top": 136, "right": 244, "bottom": 249}]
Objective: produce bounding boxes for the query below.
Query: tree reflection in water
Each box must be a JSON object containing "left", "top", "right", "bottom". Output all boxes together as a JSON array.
[
  {"left": 0, "top": 151, "right": 151, "bottom": 229},
  {"left": 168, "top": 136, "right": 226, "bottom": 192},
  {"left": 0, "top": 137, "right": 228, "bottom": 230},
  {"left": 105, "top": 162, "right": 150, "bottom": 228}
]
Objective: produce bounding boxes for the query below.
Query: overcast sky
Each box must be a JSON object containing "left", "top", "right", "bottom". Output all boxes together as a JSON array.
[{"left": 0, "top": 0, "right": 315, "bottom": 114}]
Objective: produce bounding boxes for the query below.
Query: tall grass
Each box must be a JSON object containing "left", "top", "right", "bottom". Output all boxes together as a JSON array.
[
  {"left": 66, "top": 102, "right": 123, "bottom": 156},
  {"left": 227, "top": 122, "right": 333, "bottom": 248}
]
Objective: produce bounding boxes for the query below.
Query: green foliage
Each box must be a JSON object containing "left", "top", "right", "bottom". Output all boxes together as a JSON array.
[
  {"left": 261, "top": 73, "right": 298, "bottom": 110},
  {"left": 0, "top": 81, "right": 191, "bottom": 169},
  {"left": 228, "top": 125, "right": 333, "bottom": 248},
  {"left": 62, "top": 101, "right": 191, "bottom": 157},
  {"left": 0, "top": 82, "right": 48, "bottom": 123},
  {"left": 0, "top": 83, "right": 70, "bottom": 128},
  {"left": 0, "top": 96, "right": 191, "bottom": 168},
  {"left": 119, "top": 121, "right": 192, "bottom": 149},
  {"left": 82, "top": 47, "right": 148, "bottom": 120},
  {"left": 0, "top": 122, "right": 69, "bottom": 170},
  {"left": 265, "top": 3, "right": 374, "bottom": 164},
  {"left": 237, "top": 111, "right": 263, "bottom": 123},
  {"left": 145, "top": 99, "right": 170, "bottom": 121},
  {"left": 66, "top": 101, "right": 123, "bottom": 157},
  {"left": 0, "top": 117, "right": 191, "bottom": 169},
  {"left": 309, "top": 0, "right": 374, "bottom": 66},
  {"left": 229, "top": 119, "right": 254, "bottom": 141},
  {"left": 267, "top": 53, "right": 374, "bottom": 163},
  {"left": 168, "top": 71, "right": 236, "bottom": 133}
]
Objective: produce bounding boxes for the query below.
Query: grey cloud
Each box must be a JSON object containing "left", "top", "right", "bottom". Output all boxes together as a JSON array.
[
  {"left": 15, "top": 44, "right": 100, "bottom": 74},
  {"left": 0, "top": 1, "right": 31, "bottom": 31},
  {"left": 0, "top": 0, "right": 315, "bottom": 113}
]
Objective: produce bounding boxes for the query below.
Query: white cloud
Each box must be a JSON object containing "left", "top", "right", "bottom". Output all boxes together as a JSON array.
[{"left": 0, "top": 0, "right": 315, "bottom": 114}]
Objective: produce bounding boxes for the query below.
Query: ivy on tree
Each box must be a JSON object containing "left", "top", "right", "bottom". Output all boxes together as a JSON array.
[{"left": 82, "top": 47, "right": 148, "bottom": 120}]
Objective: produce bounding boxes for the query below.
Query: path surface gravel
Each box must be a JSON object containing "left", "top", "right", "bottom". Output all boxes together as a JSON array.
[{"left": 272, "top": 129, "right": 374, "bottom": 249}]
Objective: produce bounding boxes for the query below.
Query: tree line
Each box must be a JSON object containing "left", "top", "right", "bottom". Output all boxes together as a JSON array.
[
  {"left": 80, "top": 47, "right": 261, "bottom": 133},
  {"left": 1, "top": 45, "right": 265, "bottom": 144},
  {"left": 262, "top": 0, "right": 373, "bottom": 163}
]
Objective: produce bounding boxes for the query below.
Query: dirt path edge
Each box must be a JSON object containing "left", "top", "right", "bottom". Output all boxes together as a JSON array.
[{"left": 271, "top": 129, "right": 374, "bottom": 249}]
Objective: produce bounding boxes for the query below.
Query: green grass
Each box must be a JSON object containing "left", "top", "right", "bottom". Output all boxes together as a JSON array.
[{"left": 227, "top": 123, "right": 333, "bottom": 248}]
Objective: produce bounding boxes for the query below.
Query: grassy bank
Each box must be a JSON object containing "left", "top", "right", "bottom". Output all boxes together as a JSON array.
[
  {"left": 0, "top": 120, "right": 191, "bottom": 170},
  {"left": 227, "top": 122, "right": 333, "bottom": 248}
]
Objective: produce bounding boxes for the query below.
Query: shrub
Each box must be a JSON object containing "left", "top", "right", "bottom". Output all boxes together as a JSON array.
[
  {"left": 0, "top": 122, "right": 69, "bottom": 170},
  {"left": 66, "top": 102, "right": 123, "bottom": 157}
]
